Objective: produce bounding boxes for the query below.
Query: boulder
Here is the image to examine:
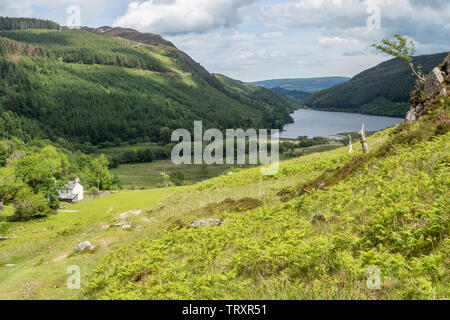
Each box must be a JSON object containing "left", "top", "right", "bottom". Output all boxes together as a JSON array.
[
  {"left": 74, "top": 241, "right": 95, "bottom": 252},
  {"left": 190, "top": 219, "right": 222, "bottom": 228},
  {"left": 424, "top": 67, "right": 444, "bottom": 94},
  {"left": 440, "top": 88, "right": 447, "bottom": 96}
]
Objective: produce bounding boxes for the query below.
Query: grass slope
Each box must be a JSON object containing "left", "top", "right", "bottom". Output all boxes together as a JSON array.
[
  {"left": 82, "top": 80, "right": 449, "bottom": 299},
  {"left": 0, "top": 188, "right": 171, "bottom": 299}
]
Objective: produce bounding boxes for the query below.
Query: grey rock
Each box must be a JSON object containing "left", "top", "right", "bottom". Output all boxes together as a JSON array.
[
  {"left": 190, "top": 219, "right": 222, "bottom": 228},
  {"left": 113, "top": 220, "right": 132, "bottom": 229},
  {"left": 439, "top": 88, "right": 447, "bottom": 96},
  {"left": 424, "top": 67, "right": 444, "bottom": 94},
  {"left": 101, "top": 225, "right": 111, "bottom": 230},
  {"left": 74, "top": 241, "right": 95, "bottom": 252},
  {"left": 406, "top": 103, "right": 423, "bottom": 122}
]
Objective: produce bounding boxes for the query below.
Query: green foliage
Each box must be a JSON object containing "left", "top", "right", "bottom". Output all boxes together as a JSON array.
[
  {"left": 10, "top": 186, "right": 51, "bottom": 221},
  {"left": 159, "top": 127, "right": 172, "bottom": 145},
  {"left": 83, "top": 154, "right": 117, "bottom": 190},
  {"left": 372, "top": 34, "right": 416, "bottom": 64},
  {"left": 15, "top": 146, "right": 68, "bottom": 208},
  {"left": 372, "top": 35, "right": 425, "bottom": 82}
]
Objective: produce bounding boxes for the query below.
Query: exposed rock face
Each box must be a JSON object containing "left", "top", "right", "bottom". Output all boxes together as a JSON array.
[
  {"left": 424, "top": 67, "right": 444, "bottom": 94},
  {"left": 74, "top": 241, "right": 95, "bottom": 252},
  {"left": 190, "top": 219, "right": 222, "bottom": 228}
]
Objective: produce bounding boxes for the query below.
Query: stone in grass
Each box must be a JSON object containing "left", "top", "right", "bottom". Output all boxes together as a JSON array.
[
  {"left": 101, "top": 225, "right": 111, "bottom": 231},
  {"left": 74, "top": 241, "right": 96, "bottom": 253},
  {"left": 189, "top": 219, "right": 222, "bottom": 228},
  {"left": 5, "top": 264, "right": 16, "bottom": 268},
  {"left": 114, "top": 220, "right": 133, "bottom": 229}
]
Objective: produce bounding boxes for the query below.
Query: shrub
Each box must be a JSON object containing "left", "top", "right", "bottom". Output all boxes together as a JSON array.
[{"left": 10, "top": 187, "right": 51, "bottom": 221}]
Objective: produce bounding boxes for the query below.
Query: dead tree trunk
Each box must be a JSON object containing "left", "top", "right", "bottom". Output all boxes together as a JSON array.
[
  {"left": 348, "top": 134, "right": 353, "bottom": 153},
  {"left": 359, "top": 124, "right": 369, "bottom": 153}
]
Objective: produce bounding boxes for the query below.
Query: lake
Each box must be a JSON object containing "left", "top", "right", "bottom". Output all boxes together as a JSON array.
[{"left": 279, "top": 109, "right": 404, "bottom": 139}]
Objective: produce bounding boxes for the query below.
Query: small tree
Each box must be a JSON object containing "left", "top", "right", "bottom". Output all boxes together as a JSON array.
[
  {"left": 372, "top": 34, "right": 425, "bottom": 82},
  {"left": 159, "top": 172, "right": 174, "bottom": 188},
  {"left": 160, "top": 127, "right": 172, "bottom": 145},
  {"left": 89, "top": 187, "right": 100, "bottom": 199},
  {"left": 11, "top": 187, "right": 51, "bottom": 221}
]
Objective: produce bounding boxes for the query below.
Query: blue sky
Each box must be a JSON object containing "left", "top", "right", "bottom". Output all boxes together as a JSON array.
[{"left": 1, "top": 0, "right": 449, "bottom": 81}]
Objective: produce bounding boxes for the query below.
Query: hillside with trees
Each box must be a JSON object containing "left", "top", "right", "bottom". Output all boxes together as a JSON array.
[
  {"left": 305, "top": 53, "right": 448, "bottom": 117},
  {"left": 0, "top": 18, "right": 295, "bottom": 150}
]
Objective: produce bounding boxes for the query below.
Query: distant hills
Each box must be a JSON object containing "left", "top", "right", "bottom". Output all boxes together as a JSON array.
[
  {"left": 249, "top": 77, "right": 350, "bottom": 104},
  {"left": 305, "top": 53, "right": 448, "bottom": 117},
  {"left": 0, "top": 17, "right": 295, "bottom": 149},
  {"left": 249, "top": 77, "right": 351, "bottom": 92}
]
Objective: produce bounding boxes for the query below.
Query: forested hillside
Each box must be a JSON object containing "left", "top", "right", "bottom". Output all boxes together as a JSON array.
[
  {"left": 0, "top": 18, "right": 295, "bottom": 150},
  {"left": 249, "top": 77, "right": 350, "bottom": 92},
  {"left": 270, "top": 87, "right": 312, "bottom": 104},
  {"left": 305, "top": 53, "right": 448, "bottom": 117},
  {"left": 0, "top": 17, "right": 59, "bottom": 30}
]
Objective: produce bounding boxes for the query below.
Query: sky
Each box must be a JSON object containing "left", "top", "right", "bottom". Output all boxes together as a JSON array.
[{"left": 1, "top": 0, "right": 449, "bottom": 82}]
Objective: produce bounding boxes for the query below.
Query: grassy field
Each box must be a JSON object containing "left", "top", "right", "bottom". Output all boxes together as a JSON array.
[
  {"left": 0, "top": 188, "right": 171, "bottom": 299},
  {"left": 108, "top": 142, "right": 344, "bottom": 189},
  {"left": 111, "top": 160, "right": 256, "bottom": 188}
]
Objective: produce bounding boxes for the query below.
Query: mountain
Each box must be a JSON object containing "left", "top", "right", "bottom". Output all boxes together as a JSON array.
[
  {"left": 249, "top": 77, "right": 350, "bottom": 93},
  {"left": 305, "top": 52, "right": 448, "bottom": 117},
  {"left": 0, "top": 18, "right": 295, "bottom": 150},
  {"left": 270, "top": 87, "right": 312, "bottom": 104}
]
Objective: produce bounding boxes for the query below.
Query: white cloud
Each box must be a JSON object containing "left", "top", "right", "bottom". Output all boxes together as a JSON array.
[
  {"left": 318, "top": 36, "right": 361, "bottom": 46},
  {"left": 260, "top": 31, "right": 284, "bottom": 39},
  {"left": 260, "top": 0, "right": 450, "bottom": 44},
  {"left": 113, "top": 0, "right": 258, "bottom": 34}
]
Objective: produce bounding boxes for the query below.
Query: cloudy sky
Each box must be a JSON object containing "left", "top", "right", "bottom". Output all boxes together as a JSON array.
[{"left": 1, "top": 0, "right": 449, "bottom": 81}]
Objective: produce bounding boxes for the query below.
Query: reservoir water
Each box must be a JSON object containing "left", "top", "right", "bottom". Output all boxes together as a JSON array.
[{"left": 280, "top": 109, "right": 404, "bottom": 139}]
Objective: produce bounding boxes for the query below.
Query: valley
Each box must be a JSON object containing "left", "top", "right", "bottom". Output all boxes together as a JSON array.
[{"left": 0, "top": 16, "right": 448, "bottom": 301}]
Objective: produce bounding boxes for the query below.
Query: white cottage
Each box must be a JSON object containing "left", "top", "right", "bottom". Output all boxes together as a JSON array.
[{"left": 59, "top": 178, "right": 84, "bottom": 203}]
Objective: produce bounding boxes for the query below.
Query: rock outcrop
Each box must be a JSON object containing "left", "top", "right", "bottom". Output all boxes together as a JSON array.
[
  {"left": 406, "top": 55, "right": 449, "bottom": 122},
  {"left": 424, "top": 67, "right": 445, "bottom": 94}
]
